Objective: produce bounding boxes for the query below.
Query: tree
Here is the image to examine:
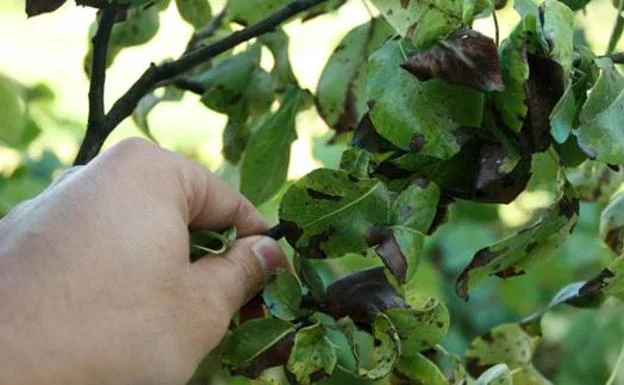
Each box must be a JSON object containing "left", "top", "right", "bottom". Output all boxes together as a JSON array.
[{"left": 3, "top": 0, "right": 624, "bottom": 383}]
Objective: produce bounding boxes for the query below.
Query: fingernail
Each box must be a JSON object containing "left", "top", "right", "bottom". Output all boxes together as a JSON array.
[{"left": 251, "top": 237, "right": 285, "bottom": 284}]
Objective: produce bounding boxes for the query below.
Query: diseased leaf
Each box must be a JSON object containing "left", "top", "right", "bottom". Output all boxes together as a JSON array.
[
  {"left": 325, "top": 268, "right": 407, "bottom": 323},
  {"left": 358, "top": 314, "right": 401, "bottom": 379},
  {"left": 222, "top": 318, "right": 295, "bottom": 370},
  {"left": 576, "top": 89, "right": 624, "bottom": 163},
  {"left": 523, "top": 53, "right": 565, "bottom": 152},
  {"left": 457, "top": 195, "right": 579, "bottom": 299},
  {"left": 600, "top": 192, "right": 624, "bottom": 255},
  {"left": 367, "top": 39, "right": 484, "bottom": 158},
  {"left": 385, "top": 294, "right": 450, "bottom": 352},
  {"left": 392, "top": 353, "right": 447, "bottom": 385},
  {"left": 401, "top": 28, "right": 503, "bottom": 92},
  {"left": 279, "top": 169, "right": 390, "bottom": 259},
  {"left": 339, "top": 148, "right": 377, "bottom": 179},
  {"left": 26, "top": 0, "right": 66, "bottom": 17},
  {"left": 466, "top": 323, "right": 539, "bottom": 377},
  {"left": 198, "top": 45, "right": 260, "bottom": 116},
  {"left": 580, "top": 256, "right": 624, "bottom": 301},
  {"left": 262, "top": 269, "right": 302, "bottom": 321},
  {"left": 351, "top": 113, "right": 397, "bottom": 154},
  {"left": 175, "top": 0, "right": 212, "bottom": 29},
  {"left": 565, "top": 161, "right": 624, "bottom": 202},
  {"left": 474, "top": 363, "right": 512, "bottom": 385},
  {"left": 390, "top": 181, "right": 440, "bottom": 234},
  {"left": 578, "top": 58, "right": 624, "bottom": 125},
  {"left": 109, "top": 6, "right": 160, "bottom": 48},
  {"left": 559, "top": 0, "right": 591, "bottom": 11},
  {"left": 316, "top": 18, "right": 392, "bottom": 135},
  {"left": 366, "top": 225, "right": 425, "bottom": 283},
  {"left": 371, "top": 0, "right": 468, "bottom": 49},
  {"left": 286, "top": 324, "right": 338, "bottom": 385},
  {"left": 240, "top": 87, "right": 304, "bottom": 205}
]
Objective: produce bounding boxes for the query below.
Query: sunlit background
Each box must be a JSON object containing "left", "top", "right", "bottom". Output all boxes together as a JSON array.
[{"left": 1, "top": 0, "right": 624, "bottom": 383}]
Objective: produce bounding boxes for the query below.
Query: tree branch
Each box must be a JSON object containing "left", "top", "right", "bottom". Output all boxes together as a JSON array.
[
  {"left": 86, "top": 9, "right": 117, "bottom": 141},
  {"left": 73, "top": 0, "right": 328, "bottom": 165}
]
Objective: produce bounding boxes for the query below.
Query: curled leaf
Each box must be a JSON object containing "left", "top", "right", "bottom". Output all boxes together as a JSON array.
[
  {"left": 366, "top": 225, "right": 425, "bottom": 283},
  {"left": 600, "top": 192, "right": 624, "bottom": 255},
  {"left": 286, "top": 324, "right": 338, "bottom": 385},
  {"left": 26, "top": 0, "right": 66, "bottom": 17},
  {"left": 401, "top": 28, "right": 503, "bottom": 92}
]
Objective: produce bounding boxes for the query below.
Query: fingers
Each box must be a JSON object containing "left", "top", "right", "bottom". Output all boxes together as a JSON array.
[
  {"left": 190, "top": 236, "right": 290, "bottom": 316},
  {"left": 92, "top": 138, "right": 269, "bottom": 236}
]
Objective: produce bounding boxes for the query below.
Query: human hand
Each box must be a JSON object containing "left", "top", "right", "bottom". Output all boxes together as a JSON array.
[{"left": 0, "top": 138, "right": 289, "bottom": 385}]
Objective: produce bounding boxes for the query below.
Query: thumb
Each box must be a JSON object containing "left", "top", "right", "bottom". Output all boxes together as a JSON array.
[{"left": 191, "top": 235, "right": 290, "bottom": 316}]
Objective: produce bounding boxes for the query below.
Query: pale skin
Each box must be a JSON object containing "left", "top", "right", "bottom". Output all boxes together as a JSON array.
[{"left": 0, "top": 138, "right": 289, "bottom": 385}]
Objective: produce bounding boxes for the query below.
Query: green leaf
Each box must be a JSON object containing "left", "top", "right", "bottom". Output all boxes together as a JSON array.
[
  {"left": 608, "top": 0, "right": 624, "bottom": 54},
  {"left": 222, "top": 118, "right": 250, "bottom": 164},
  {"left": 0, "top": 76, "right": 27, "bottom": 147},
  {"left": 132, "top": 86, "right": 183, "bottom": 142},
  {"left": 559, "top": 0, "right": 591, "bottom": 11},
  {"left": 512, "top": 365, "right": 553, "bottom": 384},
  {"left": 339, "top": 148, "right": 377, "bottom": 179},
  {"left": 600, "top": 192, "right": 624, "bottom": 255},
  {"left": 576, "top": 89, "right": 624, "bottom": 163},
  {"left": 228, "top": 0, "right": 290, "bottom": 25},
  {"left": 457, "top": 195, "right": 579, "bottom": 299},
  {"left": 175, "top": 0, "right": 211, "bottom": 29},
  {"left": 222, "top": 318, "right": 295, "bottom": 369},
  {"left": 279, "top": 169, "right": 390, "bottom": 259},
  {"left": 542, "top": 0, "right": 575, "bottom": 74},
  {"left": 550, "top": 83, "right": 576, "bottom": 144},
  {"left": 579, "top": 58, "right": 624, "bottom": 124},
  {"left": 246, "top": 67, "right": 274, "bottom": 117},
  {"left": 565, "top": 160, "right": 624, "bottom": 202},
  {"left": 316, "top": 18, "right": 392, "bottom": 134},
  {"left": 189, "top": 227, "right": 237, "bottom": 261},
  {"left": 262, "top": 269, "right": 302, "bottom": 321},
  {"left": 492, "top": 24, "right": 530, "bottom": 133},
  {"left": 367, "top": 39, "right": 483, "bottom": 158},
  {"left": 466, "top": 323, "right": 540, "bottom": 377},
  {"left": 392, "top": 353, "right": 447, "bottom": 385},
  {"left": 359, "top": 314, "right": 401, "bottom": 379},
  {"left": 198, "top": 45, "right": 261, "bottom": 116},
  {"left": 287, "top": 324, "right": 338, "bottom": 385},
  {"left": 259, "top": 28, "right": 298, "bottom": 87},
  {"left": 371, "top": 0, "right": 464, "bottom": 49},
  {"left": 385, "top": 294, "right": 450, "bottom": 352},
  {"left": 240, "top": 87, "right": 304, "bottom": 205},
  {"left": 109, "top": 6, "right": 160, "bottom": 48},
  {"left": 475, "top": 363, "right": 512, "bottom": 385},
  {"left": 390, "top": 181, "right": 440, "bottom": 234},
  {"left": 581, "top": 255, "right": 624, "bottom": 302}
]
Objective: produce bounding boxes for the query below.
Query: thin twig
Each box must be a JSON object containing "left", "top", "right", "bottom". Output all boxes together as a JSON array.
[
  {"left": 155, "top": 76, "right": 206, "bottom": 94},
  {"left": 493, "top": 10, "right": 500, "bottom": 46},
  {"left": 87, "top": 9, "right": 117, "bottom": 134},
  {"left": 73, "top": 0, "right": 329, "bottom": 165},
  {"left": 186, "top": 8, "right": 228, "bottom": 52}
]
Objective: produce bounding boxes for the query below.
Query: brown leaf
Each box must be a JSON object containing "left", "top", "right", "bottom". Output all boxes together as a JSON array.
[
  {"left": 26, "top": 0, "right": 67, "bottom": 17},
  {"left": 522, "top": 53, "right": 565, "bottom": 152},
  {"left": 365, "top": 225, "right": 408, "bottom": 283},
  {"left": 234, "top": 333, "right": 296, "bottom": 379},
  {"left": 400, "top": 28, "right": 504, "bottom": 92},
  {"left": 325, "top": 267, "right": 407, "bottom": 323}
]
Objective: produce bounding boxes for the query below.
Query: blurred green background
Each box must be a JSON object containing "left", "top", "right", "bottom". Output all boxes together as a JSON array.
[{"left": 1, "top": 0, "right": 624, "bottom": 383}]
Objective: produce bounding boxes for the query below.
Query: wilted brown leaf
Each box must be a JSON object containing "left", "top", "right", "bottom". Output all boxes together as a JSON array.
[
  {"left": 401, "top": 28, "right": 504, "bottom": 92},
  {"left": 26, "top": 0, "right": 67, "bottom": 17}
]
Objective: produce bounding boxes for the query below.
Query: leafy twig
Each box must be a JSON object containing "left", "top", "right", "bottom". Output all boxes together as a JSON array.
[{"left": 73, "top": 0, "right": 329, "bottom": 165}]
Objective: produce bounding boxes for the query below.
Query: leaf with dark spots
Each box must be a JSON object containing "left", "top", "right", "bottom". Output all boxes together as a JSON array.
[
  {"left": 339, "top": 148, "right": 377, "bottom": 178},
  {"left": 325, "top": 267, "right": 408, "bottom": 323},
  {"left": 222, "top": 318, "right": 295, "bottom": 375},
  {"left": 233, "top": 332, "right": 295, "bottom": 378},
  {"left": 392, "top": 353, "right": 448, "bottom": 385},
  {"left": 306, "top": 188, "right": 342, "bottom": 202},
  {"left": 316, "top": 18, "right": 393, "bottom": 135},
  {"left": 286, "top": 324, "right": 337, "bottom": 385},
  {"left": 566, "top": 161, "right": 624, "bottom": 202},
  {"left": 474, "top": 142, "right": 532, "bottom": 204},
  {"left": 400, "top": 28, "right": 503, "bottom": 92},
  {"left": 279, "top": 169, "right": 390, "bottom": 259},
  {"left": 351, "top": 113, "right": 397, "bottom": 153},
  {"left": 466, "top": 323, "right": 540, "bottom": 378},
  {"left": 580, "top": 268, "right": 617, "bottom": 297},
  {"left": 601, "top": 193, "right": 624, "bottom": 255},
  {"left": 457, "top": 195, "right": 579, "bottom": 299},
  {"left": 522, "top": 53, "right": 565, "bottom": 152},
  {"left": 367, "top": 39, "right": 484, "bottom": 159},
  {"left": 26, "top": 0, "right": 66, "bottom": 17},
  {"left": 391, "top": 181, "right": 440, "bottom": 233},
  {"left": 366, "top": 225, "right": 425, "bottom": 283}
]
